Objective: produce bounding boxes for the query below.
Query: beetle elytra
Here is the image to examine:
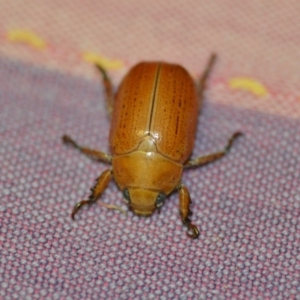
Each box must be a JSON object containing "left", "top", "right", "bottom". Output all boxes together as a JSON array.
[{"left": 62, "top": 54, "right": 242, "bottom": 238}]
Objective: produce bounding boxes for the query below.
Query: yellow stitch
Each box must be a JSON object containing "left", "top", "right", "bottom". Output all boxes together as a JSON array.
[
  {"left": 7, "top": 29, "right": 47, "bottom": 50},
  {"left": 99, "top": 202, "right": 127, "bottom": 216},
  {"left": 229, "top": 77, "right": 268, "bottom": 97},
  {"left": 83, "top": 52, "right": 123, "bottom": 70}
]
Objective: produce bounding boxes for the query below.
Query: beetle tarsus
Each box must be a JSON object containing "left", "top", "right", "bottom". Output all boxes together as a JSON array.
[
  {"left": 95, "top": 64, "right": 108, "bottom": 80},
  {"left": 71, "top": 169, "right": 113, "bottom": 220},
  {"left": 207, "top": 53, "right": 217, "bottom": 71},
  {"left": 71, "top": 199, "right": 94, "bottom": 220},
  {"left": 198, "top": 53, "right": 218, "bottom": 103},
  {"left": 62, "top": 135, "right": 79, "bottom": 149},
  {"left": 95, "top": 64, "right": 114, "bottom": 115},
  {"left": 225, "top": 131, "right": 243, "bottom": 153},
  {"left": 185, "top": 131, "right": 243, "bottom": 168}
]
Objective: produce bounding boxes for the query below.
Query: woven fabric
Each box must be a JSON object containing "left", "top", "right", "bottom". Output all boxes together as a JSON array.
[{"left": 0, "top": 1, "right": 300, "bottom": 299}]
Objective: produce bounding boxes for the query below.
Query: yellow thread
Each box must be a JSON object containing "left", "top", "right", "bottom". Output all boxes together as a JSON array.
[
  {"left": 229, "top": 77, "right": 268, "bottom": 97},
  {"left": 7, "top": 29, "right": 47, "bottom": 50},
  {"left": 99, "top": 202, "right": 127, "bottom": 216},
  {"left": 83, "top": 52, "right": 123, "bottom": 70}
]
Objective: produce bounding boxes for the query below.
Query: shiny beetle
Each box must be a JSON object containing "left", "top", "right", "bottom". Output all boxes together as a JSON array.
[{"left": 62, "top": 54, "right": 242, "bottom": 238}]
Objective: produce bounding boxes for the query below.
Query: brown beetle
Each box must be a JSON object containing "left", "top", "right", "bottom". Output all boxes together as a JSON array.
[{"left": 63, "top": 54, "right": 241, "bottom": 238}]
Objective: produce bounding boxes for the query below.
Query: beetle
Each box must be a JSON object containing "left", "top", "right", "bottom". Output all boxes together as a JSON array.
[{"left": 62, "top": 54, "right": 242, "bottom": 238}]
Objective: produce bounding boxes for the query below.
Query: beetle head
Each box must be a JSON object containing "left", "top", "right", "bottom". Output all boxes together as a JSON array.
[{"left": 122, "top": 188, "right": 166, "bottom": 216}]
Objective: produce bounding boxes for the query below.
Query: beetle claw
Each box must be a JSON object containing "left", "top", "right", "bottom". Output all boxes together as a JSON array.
[
  {"left": 71, "top": 199, "right": 92, "bottom": 220},
  {"left": 62, "top": 135, "right": 79, "bottom": 148},
  {"left": 71, "top": 202, "right": 82, "bottom": 220},
  {"left": 71, "top": 208, "right": 77, "bottom": 220},
  {"left": 186, "top": 223, "right": 200, "bottom": 239},
  {"left": 182, "top": 218, "right": 199, "bottom": 239},
  {"left": 225, "top": 132, "right": 244, "bottom": 153}
]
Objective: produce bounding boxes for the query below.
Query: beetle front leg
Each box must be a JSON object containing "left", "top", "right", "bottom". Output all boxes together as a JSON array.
[
  {"left": 62, "top": 135, "right": 112, "bottom": 164},
  {"left": 178, "top": 185, "right": 200, "bottom": 239},
  {"left": 185, "top": 132, "right": 242, "bottom": 168},
  {"left": 71, "top": 169, "right": 113, "bottom": 219},
  {"left": 95, "top": 65, "right": 114, "bottom": 115}
]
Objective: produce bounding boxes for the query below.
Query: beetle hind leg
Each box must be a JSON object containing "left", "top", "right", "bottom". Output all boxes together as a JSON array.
[
  {"left": 71, "top": 169, "right": 113, "bottom": 220},
  {"left": 178, "top": 185, "right": 200, "bottom": 239},
  {"left": 185, "top": 132, "right": 243, "bottom": 168},
  {"left": 95, "top": 64, "right": 114, "bottom": 115}
]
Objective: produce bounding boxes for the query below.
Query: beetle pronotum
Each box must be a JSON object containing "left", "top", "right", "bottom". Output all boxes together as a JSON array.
[{"left": 63, "top": 54, "right": 242, "bottom": 238}]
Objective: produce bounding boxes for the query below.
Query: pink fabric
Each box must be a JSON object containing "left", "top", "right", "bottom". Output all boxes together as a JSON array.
[{"left": 0, "top": 1, "right": 299, "bottom": 299}]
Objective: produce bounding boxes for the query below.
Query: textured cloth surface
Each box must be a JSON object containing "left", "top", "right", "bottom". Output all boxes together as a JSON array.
[{"left": 0, "top": 1, "right": 300, "bottom": 299}]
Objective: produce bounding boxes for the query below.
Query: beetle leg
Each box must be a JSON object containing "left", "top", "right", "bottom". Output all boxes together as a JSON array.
[
  {"left": 95, "top": 64, "right": 114, "bottom": 115},
  {"left": 178, "top": 185, "right": 200, "bottom": 239},
  {"left": 71, "top": 169, "right": 113, "bottom": 220},
  {"left": 198, "top": 53, "right": 217, "bottom": 103},
  {"left": 62, "top": 135, "right": 112, "bottom": 164},
  {"left": 185, "top": 132, "right": 242, "bottom": 168}
]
